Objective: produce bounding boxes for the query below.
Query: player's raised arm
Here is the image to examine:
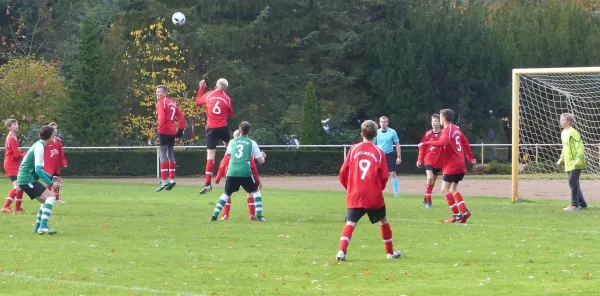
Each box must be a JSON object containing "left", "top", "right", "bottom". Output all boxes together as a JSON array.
[
  {"left": 460, "top": 134, "right": 476, "bottom": 163},
  {"left": 195, "top": 80, "right": 208, "bottom": 106}
]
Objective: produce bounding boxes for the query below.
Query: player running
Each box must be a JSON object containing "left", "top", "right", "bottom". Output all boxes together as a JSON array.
[
  {"left": 336, "top": 120, "right": 402, "bottom": 261},
  {"left": 17, "top": 125, "right": 63, "bottom": 234},
  {"left": 155, "top": 85, "right": 186, "bottom": 192},
  {"left": 416, "top": 114, "right": 444, "bottom": 208},
  {"left": 214, "top": 129, "right": 264, "bottom": 220},
  {"left": 209, "top": 121, "right": 266, "bottom": 222},
  {"left": 418, "top": 109, "right": 476, "bottom": 224},
  {"left": 43, "top": 122, "right": 68, "bottom": 204},
  {"left": 374, "top": 116, "right": 401, "bottom": 197},
  {"left": 196, "top": 78, "right": 233, "bottom": 195},
  {"left": 2, "top": 119, "right": 26, "bottom": 213}
]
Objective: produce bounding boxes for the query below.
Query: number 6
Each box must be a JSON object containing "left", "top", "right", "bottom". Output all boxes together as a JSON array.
[{"left": 212, "top": 101, "right": 221, "bottom": 114}]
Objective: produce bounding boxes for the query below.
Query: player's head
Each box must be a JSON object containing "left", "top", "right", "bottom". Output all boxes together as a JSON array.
[
  {"left": 48, "top": 122, "right": 58, "bottom": 136},
  {"left": 439, "top": 109, "right": 454, "bottom": 126},
  {"left": 431, "top": 114, "right": 441, "bottom": 130},
  {"left": 233, "top": 129, "right": 241, "bottom": 138},
  {"left": 216, "top": 78, "right": 228, "bottom": 91},
  {"left": 39, "top": 125, "right": 54, "bottom": 141},
  {"left": 560, "top": 113, "right": 574, "bottom": 129},
  {"left": 239, "top": 121, "right": 251, "bottom": 136},
  {"left": 379, "top": 116, "right": 389, "bottom": 130},
  {"left": 361, "top": 120, "right": 378, "bottom": 141},
  {"left": 4, "top": 118, "right": 18, "bottom": 131},
  {"left": 155, "top": 85, "right": 168, "bottom": 100}
]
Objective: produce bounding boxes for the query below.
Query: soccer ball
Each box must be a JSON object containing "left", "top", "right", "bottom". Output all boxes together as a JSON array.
[{"left": 172, "top": 12, "right": 186, "bottom": 25}]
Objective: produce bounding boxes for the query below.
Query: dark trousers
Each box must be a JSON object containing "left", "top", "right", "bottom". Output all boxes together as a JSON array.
[{"left": 568, "top": 169, "right": 587, "bottom": 207}]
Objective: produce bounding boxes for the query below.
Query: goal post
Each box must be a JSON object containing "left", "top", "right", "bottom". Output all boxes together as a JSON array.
[{"left": 511, "top": 66, "right": 600, "bottom": 203}]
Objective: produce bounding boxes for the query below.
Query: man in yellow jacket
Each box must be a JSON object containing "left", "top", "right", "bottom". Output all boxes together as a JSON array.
[{"left": 557, "top": 113, "right": 587, "bottom": 210}]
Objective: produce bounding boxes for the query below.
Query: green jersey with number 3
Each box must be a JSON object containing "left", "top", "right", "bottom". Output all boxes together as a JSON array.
[{"left": 226, "top": 135, "right": 262, "bottom": 177}]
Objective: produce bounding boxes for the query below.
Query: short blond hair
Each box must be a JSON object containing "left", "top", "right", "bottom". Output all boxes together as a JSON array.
[
  {"left": 4, "top": 118, "right": 17, "bottom": 128},
  {"left": 48, "top": 122, "right": 58, "bottom": 128},
  {"left": 379, "top": 116, "right": 389, "bottom": 121},
  {"left": 561, "top": 113, "right": 575, "bottom": 124},
  {"left": 216, "top": 78, "right": 228, "bottom": 91},
  {"left": 361, "top": 120, "right": 378, "bottom": 140}
]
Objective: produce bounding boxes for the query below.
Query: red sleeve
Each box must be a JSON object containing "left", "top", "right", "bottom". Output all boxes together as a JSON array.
[
  {"left": 379, "top": 150, "right": 389, "bottom": 188},
  {"left": 250, "top": 157, "right": 261, "bottom": 185},
  {"left": 339, "top": 155, "right": 350, "bottom": 189},
  {"left": 227, "top": 97, "right": 233, "bottom": 118},
  {"left": 417, "top": 134, "right": 427, "bottom": 163},
  {"left": 58, "top": 139, "right": 67, "bottom": 167},
  {"left": 9, "top": 137, "right": 22, "bottom": 160},
  {"left": 195, "top": 86, "right": 207, "bottom": 106},
  {"left": 214, "top": 154, "right": 230, "bottom": 184},
  {"left": 157, "top": 100, "right": 166, "bottom": 128},
  {"left": 460, "top": 134, "right": 475, "bottom": 162},
  {"left": 176, "top": 105, "right": 186, "bottom": 129},
  {"left": 425, "top": 128, "right": 449, "bottom": 147}
]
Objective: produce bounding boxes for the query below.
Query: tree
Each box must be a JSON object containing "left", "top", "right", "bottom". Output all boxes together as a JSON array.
[
  {"left": 0, "top": 55, "right": 66, "bottom": 133},
  {"left": 61, "top": 13, "right": 117, "bottom": 146},
  {"left": 300, "top": 82, "right": 325, "bottom": 144},
  {"left": 122, "top": 19, "right": 204, "bottom": 144}
]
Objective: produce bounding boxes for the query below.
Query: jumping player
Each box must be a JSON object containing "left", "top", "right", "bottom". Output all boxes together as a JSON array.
[
  {"left": 419, "top": 109, "right": 476, "bottom": 223},
  {"left": 215, "top": 129, "right": 264, "bottom": 220},
  {"left": 155, "top": 85, "right": 186, "bottom": 192},
  {"left": 416, "top": 114, "right": 444, "bottom": 208},
  {"left": 196, "top": 78, "right": 233, "bottom": 195},
  {"left": 374, "top": 116, "right": 401, "bottom": 197},
  {"left": 2, "top": 119, "right": 26, "bottom": 213},
  {"left": 17, "top": 125, "right": 63, "bottom": 234},
  {"left": 336, "top": 120, "right": 402, "bottom": 261},
  {"left": 43, "top": 122, "right": 68, "bottom": 204},
  {"left": 209, "top": 121, "right": 266, "bottom": 222}
]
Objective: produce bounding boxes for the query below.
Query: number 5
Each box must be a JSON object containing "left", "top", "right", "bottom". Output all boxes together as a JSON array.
[
  {"left": 455, "top": 136, "right": 462, "bottom": 152},
  {"left": 212, "top": 101, "right": 221, "bottom": 114},
  {"left": 359, "top": 159, "right": 371, "bottom": 180}
]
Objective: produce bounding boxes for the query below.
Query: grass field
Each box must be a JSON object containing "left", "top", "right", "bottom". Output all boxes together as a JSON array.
[{"left": 0, "top": 180, "right": 599, "bottom": 296}]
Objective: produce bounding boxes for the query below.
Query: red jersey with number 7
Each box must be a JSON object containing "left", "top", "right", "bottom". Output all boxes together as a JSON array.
[
  {"left": 423, "top": 123, "right": 474, "bottom": 175},
  {"left": 156, "top": 97, "right": 185, "bottom": 136},
  {"left": 339, "top": 142, "right": 389, "bottom": 209},
  {"left": 196, "top": 86, "right": 233, "bottom": 128}
]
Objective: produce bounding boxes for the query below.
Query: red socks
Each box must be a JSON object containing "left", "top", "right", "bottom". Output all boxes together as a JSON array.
[
  {"left": 168, "top": 161, "right": 176, "bottom": 179},
  {"left": 14, "top": 190, "right": 23, "bottom": 210},
  {"left": 454, "top": 192, "right": 467, "bottom": 213},
  {"left": 424, "top": 184, "right": 433, "bottom": 203},
  {"left": 247, "top": 194, "right": 255, "bottom": 216},
  {"left": 445, "top": 193, "right": 460, "bottom": 215},
  {"left": 380, "top": 223, "right": 394, "bottom": 255},
  {"left": 338, "top": 224, "right": 355, "bottom": 254},
  {"left": 160, "top": 162, "right": 169, "bottom": 180},
  {"left": 3, "top": 189, "right": 16, "bottom": 208},
  {"left": 205, "top": 159, "right": 214, "bottom": 185},
  {"left": 222, "top": 197, "right": 231, "bottom": 217}
]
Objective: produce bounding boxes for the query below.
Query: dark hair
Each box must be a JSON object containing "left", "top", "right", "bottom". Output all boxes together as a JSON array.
[
  {"left": 39, "top": 125, "right": 54, "bottom": 141},
  {"left": 431, "top": 114, "right": 440, "bottom": 120},
  {"left": 440, "top": 109, "right": 454, "bottom": 122},
  {"left": 361, "top": 120, "right": 378, "bottom": 140},
  {"left": 239, "top": 121, "right": 251, "bottom": 135}
]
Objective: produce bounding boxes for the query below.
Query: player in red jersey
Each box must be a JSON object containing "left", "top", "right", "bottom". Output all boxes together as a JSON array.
[
  {"left": 416, "top": 114, "right": 444, "bottom": 208},
  {"left": 335, "top": 120, "right": 402, "bottom": 261},
  {"left": 2, "top": 119, "right": 26, "bottom": 213},
  {"left": 43, "top": 122, "right": 68, "bottom": 204},
  {"left": 419, "top": 109, "right": 476, "bottom": 223},
  {"left": 155, "top": 85, "right": 186, "bottom": 192},
  {"left": 196, "top": 78, "right": 233, "bottom": 195},
  {"left": 214, "top": 130, "right": 264, "bottom": 220}
]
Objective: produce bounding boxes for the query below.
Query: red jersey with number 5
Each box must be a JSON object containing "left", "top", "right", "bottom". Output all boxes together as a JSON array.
[
  {"left": 196, "top": 86, "right": 233, "bottom": 128},
  {"left": 339, "top": 142, "right": 389, "bottom": 209},
  {"left": 424, "top": 123, "right": 474, "bottom": 175},
  {"left": 156, "top": 97, "right": 185, "bottom": 136}
]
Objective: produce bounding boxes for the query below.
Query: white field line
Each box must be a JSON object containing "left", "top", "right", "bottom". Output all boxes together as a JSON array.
[{"left": 0, "top": 272, "right": 207, "bottom": 296}]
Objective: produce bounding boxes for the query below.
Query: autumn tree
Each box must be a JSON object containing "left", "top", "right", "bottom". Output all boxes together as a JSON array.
[{"left": 122, "top": 19, "right": 203, "bottom": 144}]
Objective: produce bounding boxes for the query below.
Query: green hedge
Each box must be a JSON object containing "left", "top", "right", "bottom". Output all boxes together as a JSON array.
[{"left": 0, "top": 148, "right": 438, "bottom": 177}]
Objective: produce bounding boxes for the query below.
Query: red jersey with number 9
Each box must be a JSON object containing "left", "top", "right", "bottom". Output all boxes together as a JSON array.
[
  {"left": 196, "top": 87, "right": 233, "bottom": 128},
  {"left": 425, "top": 123, "right": 474, "bottom": 175},
  {"left": 156, "top": 97, "right": 185, "bottom": 136},
  {"left": 339, "top": 142, "right": 389, "bottom": 209}
]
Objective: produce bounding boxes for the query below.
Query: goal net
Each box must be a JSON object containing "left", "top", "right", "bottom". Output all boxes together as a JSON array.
[{"left": 513, "top": 67, "right": 600, "bottom": 201}]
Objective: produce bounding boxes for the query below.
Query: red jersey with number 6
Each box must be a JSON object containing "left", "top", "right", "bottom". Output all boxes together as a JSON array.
[
  {"left": 339, "top": 142, "right": 389, "bottom": 209},
  {"left": 424, "top": 123, "right": 474, "bottom": 175},
  {"left": 156, "top": 97, "right": 185, "bottom": 136},
  {"left": 196, "top": 86, "right": 233, "bottom": 128}
]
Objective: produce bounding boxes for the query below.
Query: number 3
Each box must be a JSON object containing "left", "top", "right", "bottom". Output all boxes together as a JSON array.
[
  {"left": 455, "top": 136, "right": 462, "bottom": 152},
  {"left": 212, "top": 101, "right": 221, "bottom": 114},
  {"left": 359, "top": 159, "right": 371, "bottom": 180},
  {"left": 234, "top": 144, "right": 244, "bottom": 158}
]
